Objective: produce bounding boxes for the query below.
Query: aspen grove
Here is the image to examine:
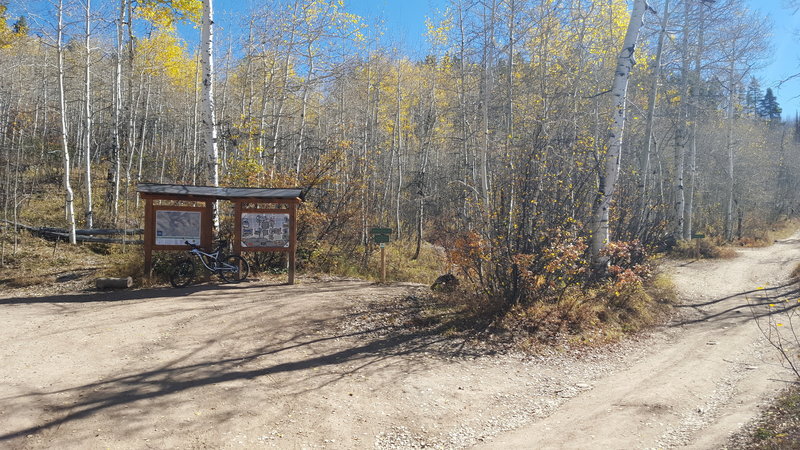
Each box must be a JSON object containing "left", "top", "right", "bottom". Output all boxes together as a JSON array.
[{"left": 1, "top": 0, "right": 799, "bottom": 307}]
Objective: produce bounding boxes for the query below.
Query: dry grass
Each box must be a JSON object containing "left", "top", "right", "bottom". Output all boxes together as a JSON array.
[
  {"left": 431, "top": 272, "right": 678, "bottom": 351},
  {"left": 671, "top": 238, "right": 738, "bottom": 259},
  {"left": 736, "top": 218, "right": 800, "bottom": 248},
  {"left": 304, "top": 240, "right": 447, "bottom": 285},
  {"left": 0, "top": 229, "right": 143, "bottom": 291},
  {"left": 734, "top": 384, "right": 800, "bottom": 449}
]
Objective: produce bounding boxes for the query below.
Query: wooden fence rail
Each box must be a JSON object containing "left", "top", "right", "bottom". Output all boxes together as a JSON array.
[{"left": 1, "top": 220, "right": 144, "bottom": 244}]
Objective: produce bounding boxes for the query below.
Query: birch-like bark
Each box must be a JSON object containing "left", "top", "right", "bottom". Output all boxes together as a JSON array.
[
  {"left": 295, "top": 42, "right": 314, "bottom": 180},
  {"left": 637, "top": 0, "right": 670, "bottom": 238},
  {"left": 724, "top": 59, "right": 736, "bottom": 241},
  {"left": 590, "top": 0, "right": 647, "bottom": 268},
  {"left": 201, "top": 0, "right": 220, "bottom": 229},
  {"left": 479, "top": 0, "right": 495, "bottom": 212},
  {"left": 110, "top": 0, "right": 124, "bottom": 223},
  {"left": 685, "top": 0, "right": 705, "bottom": 239},
  {"left": 201, "top": 0, "right": 219, "bottom": 188},
  {"left": 57, "top": 0, "right": 77, "bottom": 244},
  {"left": 673, "top": 0, "right": 691, "bottom": 241},
  {"left": 84, "top": 0, "right": 93, "bottom": 229}
]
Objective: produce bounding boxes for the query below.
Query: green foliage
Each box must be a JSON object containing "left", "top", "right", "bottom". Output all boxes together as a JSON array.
[{"left": 758, "top": 88, "right": 782, "bottom": 120}]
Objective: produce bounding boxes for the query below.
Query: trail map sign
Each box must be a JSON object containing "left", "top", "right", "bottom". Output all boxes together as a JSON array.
[
  {"left": 155, "top": 210, "right": 201, "bottom": 246},
  {"left": 138, "top": 183, "right": 303, "bottom": 284},
  {"left": 241, "top": 213, "right": 290, "bottom": 248}
]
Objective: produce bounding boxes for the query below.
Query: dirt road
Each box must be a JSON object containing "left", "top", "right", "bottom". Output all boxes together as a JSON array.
[
  {"left": 0, "top": 237, "right": 798, "bottom": 449},
  {"left": 480, "top": 236, "right": 800, "bottom": 449}
]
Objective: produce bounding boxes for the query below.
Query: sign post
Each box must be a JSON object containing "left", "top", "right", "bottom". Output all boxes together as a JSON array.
[
  {"left": 691, "top": 233, "right": 705, "bottom": 259},
  {"left": 370, "top": 228, "right": 393, "bottom": 283},
  {"left": 381, "top": 243, "right": 386, "bottom": 283}
]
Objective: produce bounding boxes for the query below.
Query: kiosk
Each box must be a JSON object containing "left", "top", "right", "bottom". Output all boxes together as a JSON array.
[{"left": 137, "top": 183, "right": 304, "bottom": 284}]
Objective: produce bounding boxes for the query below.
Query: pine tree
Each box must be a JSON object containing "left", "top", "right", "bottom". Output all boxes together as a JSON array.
[
  {"left": 744, "top": 77, "right": 762, "bottom": 116},
  {"left": 795, "top": 113, "right": 800, "bottom": 143},
  {"left": 758, "top": 88, "right": 782, "bottom": 120}
]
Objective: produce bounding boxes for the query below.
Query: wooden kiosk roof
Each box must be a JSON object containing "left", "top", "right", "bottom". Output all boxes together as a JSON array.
[{"left": 137, "top": 183, "right": 304, "bottom": 202}]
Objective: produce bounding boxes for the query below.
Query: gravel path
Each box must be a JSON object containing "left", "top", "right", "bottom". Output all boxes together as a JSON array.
[
  {"left": 478, "top": 236, "right": 800, "bottom": 449},
  {"left": 1, "top": 236, "right": 797, "bottom": 449}
]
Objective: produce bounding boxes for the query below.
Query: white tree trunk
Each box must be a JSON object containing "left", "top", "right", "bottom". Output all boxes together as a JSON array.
[
  {"left": 110, "top": 0, "right": 124, "bottom": 224},
  {"left": 201, "top": 0, "right": 219, "bottom": 190},
  {"left": 201, "top": 0, "right": 219, "bottom": 229},
  {"left": 57, "top": 0, "right": 77, "bottom": 244},
  {"left": 637, "top": 0, "right": 670, "bottom": 238},
  {"left": 674, "top": 0, "right": 691, "bottom": 241},
  {"left": 84, "top": 0, "right": 93, "bottom": 229},
  {"left": 590, "top": 0, "right": 647, "bottom": 269}
]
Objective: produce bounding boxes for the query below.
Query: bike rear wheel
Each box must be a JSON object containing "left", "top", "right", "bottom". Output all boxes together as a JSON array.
[
  {"left": 219, "top": 255, "right": 249, "bottom": 283},
  {"left": 170, "top": 259, "right": 196, "bottom": 288}
]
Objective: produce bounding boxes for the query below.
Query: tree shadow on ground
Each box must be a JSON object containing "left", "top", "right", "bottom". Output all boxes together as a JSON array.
[
  {"left": 0, "top": 279, "right": 373, "bottom": 305},
  {"left": 0, "top": 289, "right": 484, "bottom": 442},
  {"left": 670, "top": 282, "right": 800, "bottom": 327}
]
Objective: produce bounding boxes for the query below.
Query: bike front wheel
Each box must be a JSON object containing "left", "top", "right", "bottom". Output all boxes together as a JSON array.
[
  {"left": 170, "top": 259, "right": 196, "bottom": 288},
  {"left": 219, "top": 255, "right": 249, "bottom": 283}
]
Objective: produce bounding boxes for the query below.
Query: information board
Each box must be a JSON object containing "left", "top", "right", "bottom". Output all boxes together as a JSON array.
[
  {"left": 241, "top": 213, "right": 291, "bottom": 248},
  {"left": 155, "top": 210, "right": 201, "bottom": 246}
]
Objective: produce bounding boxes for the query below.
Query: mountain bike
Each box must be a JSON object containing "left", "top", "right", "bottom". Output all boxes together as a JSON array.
[{"left": 169, "top": 240, "right": 250, "bottom": 288}]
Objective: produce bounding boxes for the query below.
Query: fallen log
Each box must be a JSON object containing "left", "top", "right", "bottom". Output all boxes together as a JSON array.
[
  {"left": 0, "top": 220, "right": 143, "bottom": 244},
  {"left": 46, "top": 232, "right": 144, "bottom": 245},
  {"left": 40, "top": 227, "right": 144, "bottom": 236},
  {"left": 96, "top": 277, "right": 133, "bottom": 289}
]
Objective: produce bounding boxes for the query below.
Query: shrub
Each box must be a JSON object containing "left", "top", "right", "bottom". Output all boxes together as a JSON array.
[{"left": 671, "top": 238, "right": 737, "bottom": 259}]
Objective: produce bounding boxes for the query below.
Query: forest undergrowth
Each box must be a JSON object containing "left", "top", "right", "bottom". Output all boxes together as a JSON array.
[{"left": 3, "top": 174, "right": 798, "bottom": 349}]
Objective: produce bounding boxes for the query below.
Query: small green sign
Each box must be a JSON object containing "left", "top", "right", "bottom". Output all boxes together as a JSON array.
[
  {"left": 692, "top": 233, "right": 706, "bottom": 239},
  {"left": 373, "top": 234, "right": 390, "bottom": 243},
  {"left": 370, "top": 227, "right": 393, "bottom": 235}
]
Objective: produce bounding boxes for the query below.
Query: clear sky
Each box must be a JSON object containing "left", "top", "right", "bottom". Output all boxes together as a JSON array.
[{"left": 747, "top": 0, "right": 800, "bottom": 119}]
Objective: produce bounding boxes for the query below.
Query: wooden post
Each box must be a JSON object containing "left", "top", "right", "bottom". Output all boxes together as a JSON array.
[
  {"left": 381, "top": 244, "right": 386, "bottom": 283},
  {"left": 143, "top": 198, "right": 154, "bottom": 278},
  {"left": 288, "top": 203, "right": 297, "bottom": 285},
  {"left": 201, "top": 200, "right": 213, "bottom": 250},
  {"left": 233, "top": 200, "right": 242, "bottom": 255},
  {"left": 695, "top": 238, "right": 700, "bottom": 260}
]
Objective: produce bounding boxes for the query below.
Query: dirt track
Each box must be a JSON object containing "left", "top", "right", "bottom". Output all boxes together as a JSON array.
[{"left": 1, "top": 237, "right": 799, "bottom": 449}]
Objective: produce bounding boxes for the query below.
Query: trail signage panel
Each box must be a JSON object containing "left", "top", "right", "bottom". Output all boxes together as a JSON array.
[
  {"left": 370, "top": 227, "right": 393, "bottom": 235},
  {"left": 373, "top": 234, "right": 390, "bottom": 243},
  {"left": 155, "top": 210, "right": 201, "bottom": 246},
  {"left": 241, "top": 212, "right": 290, "bottom": 248},
  {"left": 692, "top": 233, "right": 706, "bottom": 239}
]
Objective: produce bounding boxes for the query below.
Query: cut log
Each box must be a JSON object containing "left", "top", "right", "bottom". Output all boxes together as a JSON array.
[{"left": 96, "top": 277, "right": 133, "bottom": 289}]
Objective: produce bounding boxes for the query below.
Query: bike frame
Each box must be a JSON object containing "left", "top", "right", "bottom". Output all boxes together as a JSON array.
[{"left": 187, "top": 246, "right": 237, "bottom": 273}]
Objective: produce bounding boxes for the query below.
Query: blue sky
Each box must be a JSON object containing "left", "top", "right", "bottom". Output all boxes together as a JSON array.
[{"left": 747, "top": 0, "right": 800, "bottom": 118}]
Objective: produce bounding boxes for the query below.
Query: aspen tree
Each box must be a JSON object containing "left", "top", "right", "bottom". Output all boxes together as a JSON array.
[
  {"left": 56, "top": 0, "right": 77, "bottom": 244},
  {"left": 200, "top": 0, "right": 219, "bottom": 187},
  {"left": 83, "top": 0, "right": 93, "bottom": 229},
  {"left": 590, "top": 0, "right": 647, "bottom": 269}
]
